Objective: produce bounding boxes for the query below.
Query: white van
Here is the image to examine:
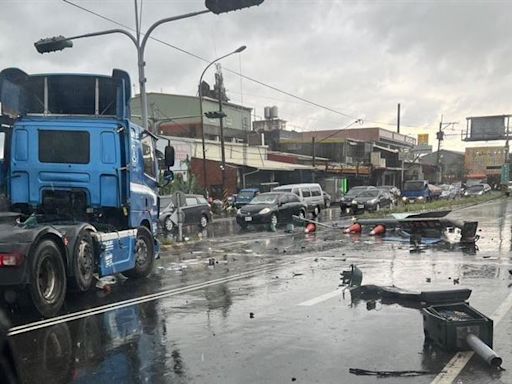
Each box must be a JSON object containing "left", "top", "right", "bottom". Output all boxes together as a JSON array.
[{"left": 273, "top": 183, "right": 325, "bottom": 216}]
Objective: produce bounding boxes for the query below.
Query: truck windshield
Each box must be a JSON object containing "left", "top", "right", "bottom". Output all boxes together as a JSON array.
[{"left": 404, "top": 181, "right": 426, "bottom": 191}]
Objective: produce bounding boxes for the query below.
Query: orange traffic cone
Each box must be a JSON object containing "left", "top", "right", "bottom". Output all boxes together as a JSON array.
[
  {"left": 344, "top": 223, "right": 362, "bottom": 234},
  {"left": 305, "top": 223, "right": 316, "bottom": 233},
  {"left": 369, "top": 224, "right": 386, "bottom": 236}
]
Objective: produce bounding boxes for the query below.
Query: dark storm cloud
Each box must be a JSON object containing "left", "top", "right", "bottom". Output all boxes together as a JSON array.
[{"left": 1, "top": 0, "right": 512, "bottom": 149}]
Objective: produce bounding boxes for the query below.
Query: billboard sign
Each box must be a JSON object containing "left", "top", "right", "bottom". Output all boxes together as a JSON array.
[
  {"left": 465, "top": 115, "right": 508, "bottom": 141},
  {"left": 417, "top": 133, "right": 429, "bottom": 145}
]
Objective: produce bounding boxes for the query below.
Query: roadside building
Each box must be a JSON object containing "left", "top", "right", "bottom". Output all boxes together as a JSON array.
[
  {"left": 275, "top": 127, "right": 415, "bottom": 188},
  {"left": 131, "top": 93, "right": 252, "bottom": 142},
  {"left": 419, "top": 150, "right": 465, "bottom": 184},
  {"left": 464, "top": 146, "right": 507, "bottom": 186}
]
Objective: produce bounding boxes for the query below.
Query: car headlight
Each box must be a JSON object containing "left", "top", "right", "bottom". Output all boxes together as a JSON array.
[
  {"left": 478, "top": 191, "right": 483, "bottom": 195},
  {"left": 417, "top": 196, "right": 424, "bottom": 200},
  {"left": 464, "top": 192, "right": 469, "bottom": 196},
  {"left": 369, "top": 199, "right": 377, "bottom": 204},
  {"left": 259, "top": 207, "right": 271, "bottom": 215},
  {"left": 351, "top": 200, "right": 357, "bottom": 204},
  {"left": 402, "top": 197, "right": 407, "bottom": 202}
]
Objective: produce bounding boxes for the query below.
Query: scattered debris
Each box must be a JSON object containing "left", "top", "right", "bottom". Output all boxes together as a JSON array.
[
  {"left": 349, "top": 368, "right": 433, "bottom": 377},
  {"left": 95, "top": 275, "right": 116, "bottom": 290},
  {"left": 314, "top": 258, "right": 319, "bottom": 262},
  {"left": 366, "top": 301, "right": 376, "bottom": 311},
  {"left": 293, "top": 272, "right": 304, "bottom": 277},
  {"left": 453, "top": 278, "right": 460, "bottom": 285},
  {"left": 291, "top": 378, "right": 296, "bottom": 382},
  {"left": 423, "top": 303, "right": 502, "bottom": 368},
  {"left": 340, "top": 265, "right": 363, "bottom": 287},
  {"left": 426, "top": 278, "right": 431, "bottom": 283},
  {"left": 483, "top": 255, "right": 491, "bottom": 259},
  {"left": 249, "top": 312, "right": 254, "bottom": 319},
  {"left": 208, "top": 258, "right": 215, "bottom": 266}
]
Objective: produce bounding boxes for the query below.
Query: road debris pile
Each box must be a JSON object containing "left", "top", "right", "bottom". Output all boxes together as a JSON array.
[{"left": 341, "top": 264, "right": 503, "bottom": 372}]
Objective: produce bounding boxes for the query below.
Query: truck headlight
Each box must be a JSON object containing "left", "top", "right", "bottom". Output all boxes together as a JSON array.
[{"left": 259, "top": 207, "right": 271, "bottom": 215}]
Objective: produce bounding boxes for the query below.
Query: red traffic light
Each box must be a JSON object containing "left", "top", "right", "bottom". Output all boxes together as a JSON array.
[
  {"left": 34, "top": 36, "right": 73, "bottom": 54},
  {"left": 205, "top": 0, "right": 264, "bottom": 14}
]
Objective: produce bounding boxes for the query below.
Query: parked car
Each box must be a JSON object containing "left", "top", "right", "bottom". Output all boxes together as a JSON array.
[
  {"left": 339, "top": 186, "right": 376, "bottom": 213},
  {"left": 159, "top": 194, "right": 212, "bottom": 233},
  {"left": 273, "top": 183, "right": 324, "bottom": 216},
  {"left": 378, "top": 185, "right": 401, "bottom": 198},
  {"left": 440, "top": 184, "right": 460, "bottom": 200},
  {"left": 234, "top": 188, "right": 260, "bottom": 209},
  {"left": 463, "top": 183, "right": 491, "bottom": 197},
  {"left": 351, "top": 189, "right": 393, "bottom": 213},
  {"left": 376, "top": 186, "right": 400, "bottom": 205},
  {"left": 236, "top": 192, "right": 307, "bottom": 230},
  {"left": 323, "top": 191, "right": 331, "bottom": 208}
]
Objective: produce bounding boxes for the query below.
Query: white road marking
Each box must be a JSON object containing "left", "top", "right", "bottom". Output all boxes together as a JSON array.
[
  {"left": 9, "top": 256, "right": 313, "bottom": 337},
  {"left": 431, "top": 290, "right": 512, "bottom": 384},
  {"left": 298, "top": 289, "right": 342, "bottom": 306}
]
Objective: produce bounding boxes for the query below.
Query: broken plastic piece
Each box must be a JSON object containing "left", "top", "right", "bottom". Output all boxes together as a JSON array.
[
  {"left": 305, "top": 223, "right": 316, "bottom": 233},
  {"left": 340, "top": 264, "right": 363, "bottom": 287}
]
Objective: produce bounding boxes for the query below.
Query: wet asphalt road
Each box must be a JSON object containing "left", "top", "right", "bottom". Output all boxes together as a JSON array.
[{"left": 5, "top": 199, "right": 512, "bottom": 384}]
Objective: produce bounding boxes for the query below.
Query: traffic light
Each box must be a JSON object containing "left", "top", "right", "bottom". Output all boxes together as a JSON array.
[
  {"left": 204, "top": 111, "right": 227, "bottom": 119},
  {"left": 205, "top": 0, "right": 264, "bottom": 14},
  {"left": 34, "top": 36, "right": 73, "bottom": 54}
]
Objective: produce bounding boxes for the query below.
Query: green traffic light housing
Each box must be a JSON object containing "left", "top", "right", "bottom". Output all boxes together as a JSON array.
[
  {"left": 205, "top": 111, "right": 227, "bottom": 119},
  {"left": 205, "top": 0, "right": 264, "bottom": 15},
  {"left": 34, "top": 36, "right": 73, "bottom": 54}
]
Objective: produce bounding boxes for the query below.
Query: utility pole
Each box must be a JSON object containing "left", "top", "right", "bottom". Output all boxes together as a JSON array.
[
  {"left": 215, "top": 65, "right": 227, "bottom": 203},
  {"left": 436, "top": 116, "right": 458, "bottom": 184},
  {"left": 397, "top": 103, "right": 401, "bottom": 134},
  {"left": 312, "top": 136, "right": 316, "bottom": 182}
]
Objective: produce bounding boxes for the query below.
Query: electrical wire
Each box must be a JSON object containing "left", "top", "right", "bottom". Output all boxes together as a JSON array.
[
  {"left": 62, "top": 1, "right": 427, "bottom": 131},
  {"left": 61, "top": 0, "right": 360, "bottom": 122}
]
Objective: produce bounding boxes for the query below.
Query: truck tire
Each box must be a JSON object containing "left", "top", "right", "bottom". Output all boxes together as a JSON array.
[
  {"left": 70, "top": 230, "right": 94, "bottom": 292},
  {"left": 29, "top": 239, "right": 67, "bottom": 318},
  {"left": 124, "top": 227, "right": 154, "bottom": 279}
]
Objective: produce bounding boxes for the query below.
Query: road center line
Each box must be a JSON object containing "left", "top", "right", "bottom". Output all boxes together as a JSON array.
[
  {"left": 9, "top": 256, "right": 313, "bottom": 337},
  {"left": 431, "top": 289, "right": 512, "bottom": 384},
  {"left": 298, "top": 289, "right": 342, "bottom": 306}
]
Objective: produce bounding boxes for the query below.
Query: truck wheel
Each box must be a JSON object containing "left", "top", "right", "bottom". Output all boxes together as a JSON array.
[
  {"left": 71, "top": 230, "right": 94, "bottom": 292},
  {"left": 163, "top": 216, "right": 174, "bottom": 233},
  {"left": 29, "top": 239, "right": 66, "bottom": 317},
  {"left": 124, "top": 227, "right": 154, "bottom": 279}
]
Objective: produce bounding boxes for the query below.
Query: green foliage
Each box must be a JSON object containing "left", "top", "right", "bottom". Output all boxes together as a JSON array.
[{"left": 158, "top": 157, "right": 203, "bottom": 196}]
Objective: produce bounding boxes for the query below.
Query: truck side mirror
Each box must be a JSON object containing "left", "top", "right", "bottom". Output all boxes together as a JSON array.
[{"left": 165, "top": 145, "right": 175, "bottom": 167}]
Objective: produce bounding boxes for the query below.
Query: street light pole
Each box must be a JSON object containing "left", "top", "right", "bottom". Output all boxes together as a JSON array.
[
  {"left": 198, "top": 46, "right": 246, "bottom": 196},
  {"left": 35, "top": 8, "right": 209, "bottom": 132}
]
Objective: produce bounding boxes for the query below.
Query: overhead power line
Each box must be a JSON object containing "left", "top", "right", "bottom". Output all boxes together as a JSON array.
[
  {"left": 62, "top": 0, "right": 360, "bottom": 121},
  {"left": 62, "top": 1, "right": 427, "bottom": 131}
]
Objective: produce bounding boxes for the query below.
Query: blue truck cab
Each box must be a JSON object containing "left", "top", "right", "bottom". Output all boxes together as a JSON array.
[
  {"left": 234, "top": 188, "right": 260, "bottom": 209},
  {"left": 0, "top": 68, "right": 174, "bottom": 317},
  {"left": 402, "top": 180, "right": 433, "bottom": 203}
]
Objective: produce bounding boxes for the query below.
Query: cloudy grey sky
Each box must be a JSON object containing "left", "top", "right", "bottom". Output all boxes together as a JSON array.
[{"left": 1, "top": 0, "right": 512, "bottom": 150}]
